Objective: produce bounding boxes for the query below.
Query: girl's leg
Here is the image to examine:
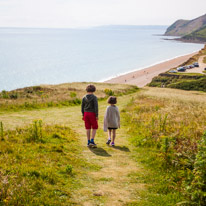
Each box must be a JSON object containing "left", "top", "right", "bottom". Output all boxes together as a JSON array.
[
  {"left": 106, "top": 129, "right": 112, "bottom": 144},
  {"left": 112, "top": 129, "right": 116, "bottom": 143},
  {"left": 108, "top": 129, "right": 112, "bottom": 140}
]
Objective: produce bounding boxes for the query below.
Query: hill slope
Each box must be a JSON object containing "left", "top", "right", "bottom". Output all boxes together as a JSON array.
[
  {"left": 165, "top": 13, "right": 206, "bottom": 36},
  {"left": 182, "top": 24, "right": 206, "bottom": 43}
]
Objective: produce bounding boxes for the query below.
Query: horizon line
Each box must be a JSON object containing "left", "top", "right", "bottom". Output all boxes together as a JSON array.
[{"left": 0, "top": 24, "right": 169, "bottom": 30}]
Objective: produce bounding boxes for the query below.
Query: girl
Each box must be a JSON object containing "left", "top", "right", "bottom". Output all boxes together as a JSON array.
[{"left": 104, "top": 96, "right": 120, "bottom": 146}]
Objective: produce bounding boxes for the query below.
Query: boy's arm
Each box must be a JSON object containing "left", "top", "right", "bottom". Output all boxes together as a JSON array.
[
  {"left": 81, "top": 97, "right": 85, "bottom": 117},
  {"left": 94, "top": 96, "right": 98, "bottom": 118}
]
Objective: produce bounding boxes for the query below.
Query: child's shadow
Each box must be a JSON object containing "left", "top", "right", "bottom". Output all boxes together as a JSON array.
[
  {"left": 112, "top": 146, "right": 130, "bottom": 152},
  {"left": 89, "top": 147, "right": 111, "bottom": 157}
]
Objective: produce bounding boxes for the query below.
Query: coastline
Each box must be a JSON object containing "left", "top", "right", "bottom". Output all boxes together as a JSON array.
[{"left": 104, "top": 52, "right": 198, "bottom": 87}]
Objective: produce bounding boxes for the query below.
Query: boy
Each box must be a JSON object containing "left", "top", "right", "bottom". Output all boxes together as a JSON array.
[{"left": 81, "top": 84, "right": 98, "bottom": 147}]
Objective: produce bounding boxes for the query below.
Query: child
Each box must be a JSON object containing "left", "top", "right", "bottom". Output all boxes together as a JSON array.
[
  {"left": 81, "top": 84, "right": 98, "bottom": 147},
  {"left": 104, "top": 96, "right": 120, "bottom": 146}
]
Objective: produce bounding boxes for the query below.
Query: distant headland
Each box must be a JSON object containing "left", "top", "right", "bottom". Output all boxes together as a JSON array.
[{"left": 164, "top": 13, "right": 206, "bottom": 43}]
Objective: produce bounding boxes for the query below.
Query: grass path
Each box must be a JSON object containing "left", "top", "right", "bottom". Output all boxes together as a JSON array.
[{"left": 0, "top": 93, "right": 146, "bottom": 205}]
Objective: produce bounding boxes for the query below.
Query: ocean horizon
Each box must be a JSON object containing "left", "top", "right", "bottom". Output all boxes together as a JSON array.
[{"left": 0, "top": 25, "right": 204, "bottom": 91}]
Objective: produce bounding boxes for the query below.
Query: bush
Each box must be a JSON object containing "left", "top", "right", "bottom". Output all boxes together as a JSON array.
[
  {"left": 70, "top": 92, "right": 77, "bottom": 98},
  {"left": 104, "top": 88, "right": 114, "bottom": 96}
]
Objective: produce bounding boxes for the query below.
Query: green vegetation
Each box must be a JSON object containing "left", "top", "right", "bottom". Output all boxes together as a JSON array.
[
  {"left": 124, "top": 90, "right": 206, "bottom": 205},
  {"left": 183, "top": 25, "right": 206, "bottom": 43},
  {"left": 0, "top": 120, "right": 94, "bottom": 205},
  {"left": 1, "top": 82, "right": 206, "bottom": 205},
  {"left": 149, "top": 75, "right": 206, "bottom": 92},
  {"left": 0, "top": 83, "right": 138, "bottom": 112}
]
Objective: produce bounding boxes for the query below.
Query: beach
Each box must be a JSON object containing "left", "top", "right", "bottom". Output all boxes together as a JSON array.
[{"left": 105, "top": 52, "right": 198, "bottom": 87}]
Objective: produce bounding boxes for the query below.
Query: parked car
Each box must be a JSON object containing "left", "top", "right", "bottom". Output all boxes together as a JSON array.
[
  {"left": 177, "top": 67, "right": 186, "bottom": 72},
  {"left": 169, "top": 70, "right": 177, "bottom": 73},
  {"left": 188, "top": 65, "right": 195, "bottom": 69},
  {"left": 193, "top": 62, "right": 199, "bottom": 67}
]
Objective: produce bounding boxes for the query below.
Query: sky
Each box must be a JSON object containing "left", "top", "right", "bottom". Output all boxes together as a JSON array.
[{"left": 0, "top": 0, "right": 205, "bottom": 28}]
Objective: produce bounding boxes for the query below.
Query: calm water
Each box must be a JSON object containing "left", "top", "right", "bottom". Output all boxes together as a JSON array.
[{"left": 0, "top": 26, "right": 204, "bottom": 91}]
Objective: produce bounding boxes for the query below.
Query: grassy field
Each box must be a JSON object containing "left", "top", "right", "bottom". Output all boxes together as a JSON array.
[{"left": 1, "top": 83, "right": 206, "bottom": 205}]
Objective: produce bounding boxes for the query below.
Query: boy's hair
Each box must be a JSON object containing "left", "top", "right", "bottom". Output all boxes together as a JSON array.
[
  {"left": 108, "top": 96, "right": 117, "bottom": 104},
  {"left": 86, "top": 84, "right": 96, "bottom": 92}
]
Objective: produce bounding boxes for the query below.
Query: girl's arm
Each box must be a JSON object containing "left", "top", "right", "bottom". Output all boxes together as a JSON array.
[
  {"left": 117, "top": 107, "right": 120, "bottom": 128},
  {"left": 103, "top": 107, "right": 109, "bottom": 132}
]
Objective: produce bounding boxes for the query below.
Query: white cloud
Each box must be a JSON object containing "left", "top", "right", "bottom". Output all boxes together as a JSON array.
[{"left": 0, "top": 0, "right": 205, "bottom": 28}]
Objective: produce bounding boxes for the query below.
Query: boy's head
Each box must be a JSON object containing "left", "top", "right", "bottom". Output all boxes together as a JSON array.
[
  {"left": 108, "top": 96, "right": 117, "bottom": 104},
  {"left": 86, "top": 84, "right": 96, "bottom": 93}
]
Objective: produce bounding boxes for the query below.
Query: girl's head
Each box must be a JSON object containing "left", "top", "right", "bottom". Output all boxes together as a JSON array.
[{"left": 107, "top": 96, "right": 117, "bottom": 105}]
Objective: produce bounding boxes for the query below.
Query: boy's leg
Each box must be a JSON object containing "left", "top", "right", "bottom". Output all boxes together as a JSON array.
[
  {"left": 91, "top": 129, "right": 96, "bottom": 140},
  {"left": 86, "top": 129, "right": 91, "bottom": 146},
  {"left": 86, "top": 129, "right": 91, "bottom": 140},
  {"left": 90, "top": 129, "right": 97, "bottom": 147}
]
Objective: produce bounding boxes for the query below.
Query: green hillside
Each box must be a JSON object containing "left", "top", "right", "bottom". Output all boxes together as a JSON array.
[
  {"left": 182, "top": 25, "right": 206, "bottom": 43},
  {"left": 165, "top": 13, "right": 206, "bottom": 36}
]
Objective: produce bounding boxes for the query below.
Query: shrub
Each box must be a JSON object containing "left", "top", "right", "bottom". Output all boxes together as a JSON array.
[
  {"left": 1, "top": 90, "right": 9, "bottom": 99},
  {"left": 9, "top": 93, "right": 18, "bottom": 99},
  {"left": 70, "top": 92, "right": 77, "bottom": 98},
  {"left": 104, "top": 88, "right": 114, "bottom": 96},
  {"left": 66, "top": 165, "right": 73, "bottom": 175},
  {"left": 27, "top": 120, "right": 43, "bottom": 142}
]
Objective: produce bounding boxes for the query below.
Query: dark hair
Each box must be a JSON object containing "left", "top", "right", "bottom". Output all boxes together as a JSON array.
[
  {"left": 86, "top": 84, "right": 96, "bottom": 92},
  {"left": 107, "top": 96, "right": 117, "bottom": 104}
]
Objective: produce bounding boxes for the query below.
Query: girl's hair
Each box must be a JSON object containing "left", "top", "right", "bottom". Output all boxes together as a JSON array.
[
  {"left": 107, "top": 96, "right": 117, "bottom": 104},
  {"left": 86, "top": 84, "right": 96, "bottom": 92}
]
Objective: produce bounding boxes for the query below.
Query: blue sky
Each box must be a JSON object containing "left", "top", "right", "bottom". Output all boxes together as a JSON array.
[{"left": 0, "top": 0, "right": 205, "bottom": 28}]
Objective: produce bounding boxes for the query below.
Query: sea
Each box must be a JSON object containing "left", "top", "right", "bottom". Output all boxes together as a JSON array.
[{"left": 0, "top": 26, "right": 204, "bottom": 91}]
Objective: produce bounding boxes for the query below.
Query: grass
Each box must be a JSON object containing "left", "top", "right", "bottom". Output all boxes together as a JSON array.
[
  {"left": 0, "top": 121, "right": 98, "bottom": 205},
  {"left": 173, "top": 72, "right": 205, "bottom": 76},
  {"left": 1, "top": 83, "right": 206, "bottom": 205},
  {"left": 0, "top": 82, "right": 138, "bottom": 112},
  {"left": 124, "top": 87, "right": 206, "bottom": 205}
]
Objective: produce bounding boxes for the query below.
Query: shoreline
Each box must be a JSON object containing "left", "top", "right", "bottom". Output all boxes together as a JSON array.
[{"left": 104, "top": 52, "right": 198, "bottom": 87}]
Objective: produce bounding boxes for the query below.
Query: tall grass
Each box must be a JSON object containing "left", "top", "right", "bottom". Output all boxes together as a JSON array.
[
  {"left": 124, "top": 90, "right": 206, "bottom": 205},
  {"left": 0, "top": 121, "right": 95, "bottom": 205},
  {"left": 0, "top": 122, "right": 3, "bottom": 140}
]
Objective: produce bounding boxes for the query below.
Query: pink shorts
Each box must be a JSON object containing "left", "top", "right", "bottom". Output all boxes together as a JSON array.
[{"left": 83, "top": 112, "right": 98, "bottom": 129}]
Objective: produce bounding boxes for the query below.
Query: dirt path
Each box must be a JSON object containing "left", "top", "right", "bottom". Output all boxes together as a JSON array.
[{"left": 0, "top": 94, "right": 146, "bottom": 205}]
